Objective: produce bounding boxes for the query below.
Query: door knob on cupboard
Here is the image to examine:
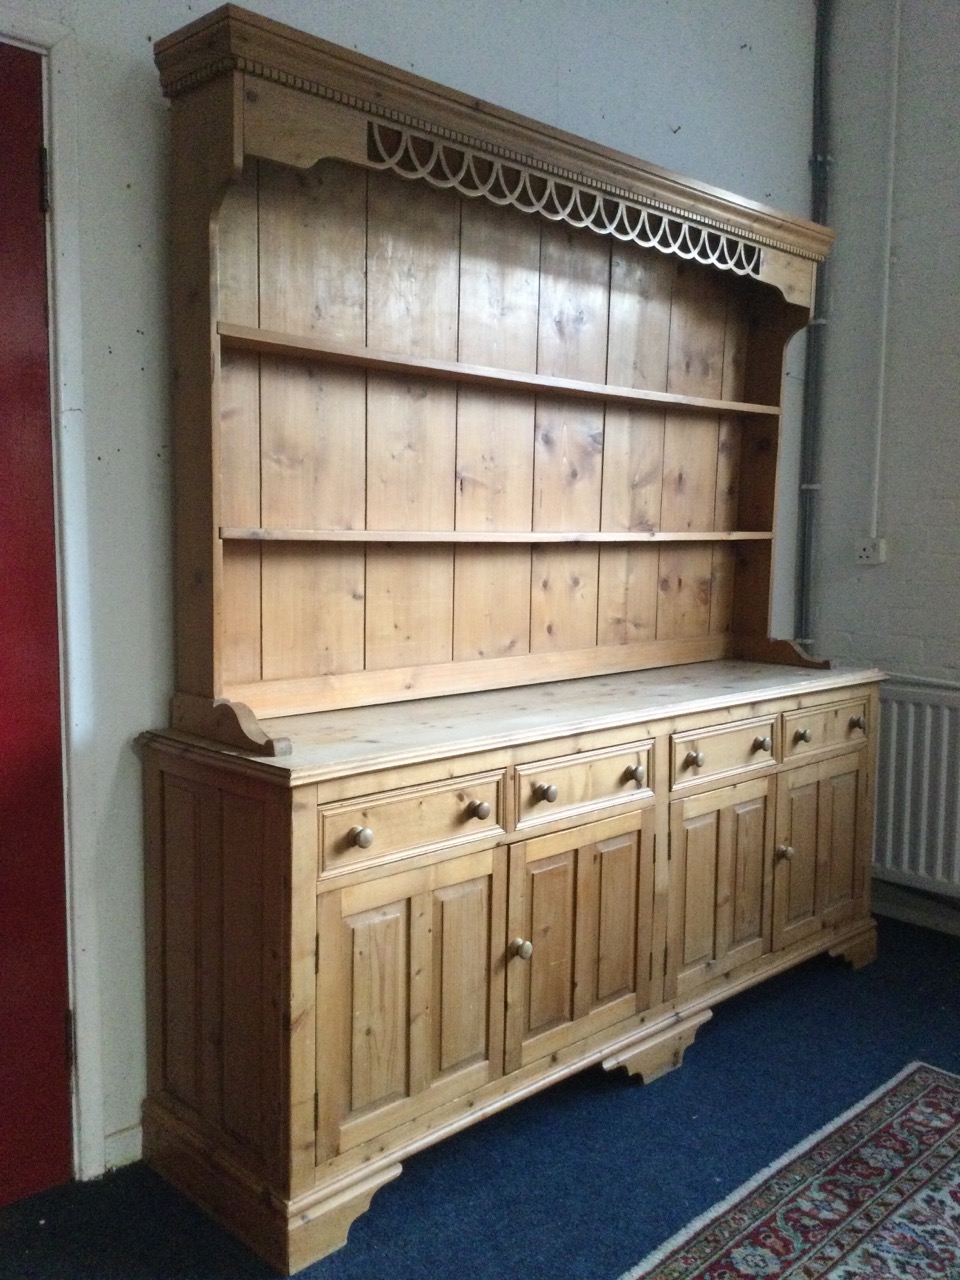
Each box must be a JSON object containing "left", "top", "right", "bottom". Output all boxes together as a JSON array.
[
  {"left": 794, "top": 728, "right": 813, "bottom": 743},
  {"left": 466, "top": 799, "right": 491, "bottom": 820},
  {"left": 625, "top": 763, "right": 646, "bottom": 785},
  {"left": 753, "top": 735, "right": 772, "bottom": 753},
  {"left": 533, "top": 782, "right": 558, "bottom": 803},
  {"left": 348, "top": 825, "right": 374, "bottom": 849},
  {"left": 849, "top": 715, "right": 867, "bottom": 732},
  {"left": 776, "top": 844, "right": 795, "bottom": 861},
  {"left": 510, "top": 938, "right": 534, "bottom": 960},
  {"left": 684, "top": 750, "right": 705, "bottom": 769}
]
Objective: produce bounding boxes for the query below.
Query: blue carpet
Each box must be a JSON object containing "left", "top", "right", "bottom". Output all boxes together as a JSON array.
[{"left": 2, "top": 914, "right": 958, "bottom": 1280}]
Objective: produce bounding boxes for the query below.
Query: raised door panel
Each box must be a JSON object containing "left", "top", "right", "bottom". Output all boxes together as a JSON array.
[
  {"left": 772, "top": 752, "right": 868, "bottom": 950},
  {"left": 505, "top": 810, "right": 655, "bottom": 1073},
  {"left": 771, "top": 765, "right": 820, "bottom": 950},
  {"left": 817, "top": 758, "right": 865, "bottom": 924},
  {"left": 667, "top": 777, "right": 772, "bottom": 1000},
  {"left": 146, "top": 762, "right": 293, "bottom": 1181},
  {"left": 316, "top": 847, "right": 506, "bottom": 1159}
]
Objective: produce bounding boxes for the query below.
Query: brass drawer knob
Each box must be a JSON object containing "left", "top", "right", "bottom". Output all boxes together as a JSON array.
[
  {"left": 510, "top": 938, "right": 534, "bottom": 960},
  {"left": 684, "top": 750, "right": 705, "bottom": 769},
  {"left": 467, "top": 798, "right": 491, "bottom": 821},
  {"left": 753, "top": 735, "right": 773, "bottom": 753},
  {"left": 349, "top": 825, "right": 374, "bottom": 849},
  {"left": 776, "top": 843, "right": 795, "bottom": 861},
  {"left": 849, "top": 715, "right": 867, "bottom": 732},
  {"left": 794, "top": 728, "right": 813, "bottom": 744},
  {"left": 625, "top": 762, "right": 646, "bottom": 786},
  {"left": 533, "top": 782, "right": 559, "bottom": 803}
]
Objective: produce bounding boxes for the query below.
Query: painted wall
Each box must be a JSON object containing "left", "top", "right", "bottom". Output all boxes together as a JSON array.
[
  {"left": 815, "top": 0, "right": 960, "bottom": 681},
  {"left": 0, "top": 0, "right": 817, "bottom": 1172}
]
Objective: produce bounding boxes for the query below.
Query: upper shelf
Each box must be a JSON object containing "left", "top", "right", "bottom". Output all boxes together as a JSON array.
[
  {"left": 219, "top": 528, "right": 775, "bottom": 544},
  {"left": 218, "top": 324, "right": 782, "bottom": 418}
]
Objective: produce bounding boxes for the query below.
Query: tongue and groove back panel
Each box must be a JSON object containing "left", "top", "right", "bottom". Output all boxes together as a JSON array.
[
  {"left": 154, "top": 5, "right": 830, "bottom": 737},
  {"left": 214, "top": 157, "right": 791, "bottom": 718}
]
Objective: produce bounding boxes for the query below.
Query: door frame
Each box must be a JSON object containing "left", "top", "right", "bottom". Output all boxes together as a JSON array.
[{"left": 0, "top": 10, "right": 105, "bottom": 1181}]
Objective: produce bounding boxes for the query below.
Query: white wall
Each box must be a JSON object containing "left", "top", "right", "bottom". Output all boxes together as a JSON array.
[
  {"left": 816, "top": 0, "right": 960, "bottom": 681},
  {"left": 0, "top": 0, "right": 816, "bottom": 1173}
]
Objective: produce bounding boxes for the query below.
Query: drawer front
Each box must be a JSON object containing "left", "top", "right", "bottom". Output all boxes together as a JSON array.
[
  {"left": 783, "top": 699, "right": 870, "bottom": 760},
  {"left": 321, "top": 771, "right": 505, "bottom": 872},
  {"left": 671, "top": 716, "right": 777, "bottom": 790},
  {"left": 515, "top": 742, "right": 653, "bottom": 829}
]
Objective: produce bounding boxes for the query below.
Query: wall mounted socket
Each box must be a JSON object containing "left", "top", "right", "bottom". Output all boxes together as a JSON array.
[{"left": 854, "top": 537, "right": 887, "bottom": 565}]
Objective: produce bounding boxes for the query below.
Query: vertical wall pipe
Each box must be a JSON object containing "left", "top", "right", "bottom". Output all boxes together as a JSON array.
[
  {"left": 795, "top": 0, "right": 832, "bottom": 648},
  {"left": 870, "top": 0, "right": 902, "bottom": 540}
]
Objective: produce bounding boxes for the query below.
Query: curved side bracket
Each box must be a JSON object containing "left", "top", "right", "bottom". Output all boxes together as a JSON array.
[
  {"left": 733, "top": 636, "right": 831, "bottom": 671},
  {"left": 171, "top": 692, "right": 293, "bottom": 756}
]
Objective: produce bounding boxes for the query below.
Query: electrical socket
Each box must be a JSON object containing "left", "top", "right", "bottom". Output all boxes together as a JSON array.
[{"left": 854, "top": 537, "right": 887, "bottom": 565}]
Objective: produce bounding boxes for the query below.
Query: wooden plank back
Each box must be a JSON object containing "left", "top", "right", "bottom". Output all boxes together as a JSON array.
[{"left": 211, "top": 159, "right": 799, "bottom": 713}]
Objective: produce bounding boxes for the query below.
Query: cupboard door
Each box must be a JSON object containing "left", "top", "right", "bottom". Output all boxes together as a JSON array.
[
  {"left": 667, "top": 777, "right": 772, "bottom": 1000},
  {"left": 773, "top": 752, "right": 869, "bottom": 951},
  {"left": 316, "top": 847, "right": 506, "bottom": 1159},
  {"left": 504, "top": 809, "right": 655, "bottom": 1073}
]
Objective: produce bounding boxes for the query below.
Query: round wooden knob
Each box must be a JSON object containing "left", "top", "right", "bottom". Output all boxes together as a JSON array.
[
  {"left": 625, "top": 763, "right": 646, "bottom": 786},
  {"left": 794, "top": 728, "right": 813, "bottom": 744},
  {"left": 467, "top": 799, "right": 491, "bottom": 820},
  {"left": 684, "top": 750, "right": 705, "bottom": 769},
  {"left": 349, "top": 826, "right": 374, "bottom": 849},
  {"left": 511, "top": 938, "right": 534, "bottom": 960},
  {"left": 533, "top": 783, "right": 558, "bottom": 803},
  {"left": 776, "top": 844, "right": 795, "bottom": 861},
  {"left": 849, "top": 715, "right": 867, "bottom": 732},
  {"left": 753, "top": 735, "right": 773, "bottom": 753}
]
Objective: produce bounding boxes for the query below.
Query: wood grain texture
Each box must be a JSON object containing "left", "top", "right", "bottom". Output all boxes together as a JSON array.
[
  {"left": 367, "top": 170, "right": 459, "bottom": 360},
  {"left": 597, "top": 546, "right": 660, "bottom": 645},
  {"left": 457, "top": 197, "right": 540, "bottom": 373},
  {"left": 260, "top": 361, "right": 366, "bottom": 531},
  {"left": 454, "top": 389, "right": 535, "bottom": 534},
  {"left": 257, "top": 159, "right": 367, "bottom": 342},
  {"left": 261, "top": 544, "right": 365, "bottom": 679},
  {"left": 146, "top": 18, "right": 865, "bottom": 1272},
  {"left": 453, "top": 547, "right": 531, "bottom": 661},
  {"left": 530, "top": 545, "right": 600, "bottom": 653},
  {"left": 365, "top": 545, "right": 453, "bottom": 670}
]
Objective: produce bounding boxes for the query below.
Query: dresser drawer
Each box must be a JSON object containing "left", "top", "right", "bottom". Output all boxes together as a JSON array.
[
  {"left": 320, "top": 771, "right": 505, "bottom": 872},
  {"left": 515, "top": 741, "right": 653, "bottom": 829},
  {"left": 783, "top": 699, "right": 870, "bottom": 760},
  {"left": 671, "top": 715, "right": 777, "bottom": 790}
]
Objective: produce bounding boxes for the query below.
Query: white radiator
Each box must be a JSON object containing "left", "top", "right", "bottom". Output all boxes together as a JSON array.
[{"left": 874, "top": 679, "right": 960, "bottom": 899}]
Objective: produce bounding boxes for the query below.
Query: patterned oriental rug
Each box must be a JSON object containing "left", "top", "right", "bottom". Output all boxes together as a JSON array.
[{"left": 620, "top": 1062, "right": 960, "bottom": 1279}]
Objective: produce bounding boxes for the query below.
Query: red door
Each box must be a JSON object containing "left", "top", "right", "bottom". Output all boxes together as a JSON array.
[{"left": 0, "top": 41, "right": 73, "bottom": 1204}]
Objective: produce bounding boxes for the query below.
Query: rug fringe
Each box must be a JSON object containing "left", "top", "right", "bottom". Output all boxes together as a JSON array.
[{"left": 616, "top": 1060, "right": 958, "bottom": 1280}]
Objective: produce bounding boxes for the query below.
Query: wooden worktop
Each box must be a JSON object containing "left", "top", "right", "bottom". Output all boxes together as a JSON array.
[{"left": 145, "top": 661, "right": 884, "bottom": 784}]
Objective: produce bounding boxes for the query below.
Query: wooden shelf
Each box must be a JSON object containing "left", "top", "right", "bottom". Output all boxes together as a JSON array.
[
  {"left": 217, "top": 323, "right": 782, "bottom": 419},
  {"left": 220, "top": 527, "right": 776, "bottom": 544}
]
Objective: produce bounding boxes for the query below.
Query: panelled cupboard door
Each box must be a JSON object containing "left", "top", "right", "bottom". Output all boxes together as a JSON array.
[
  {"left": 315, "top": 847, "right": 506, "bottom": 1159},
  {"left": 504, "top": 809, "right": 655, "bottom": 1073},
  {"left": 667, "top": 777, "right": 772, "bottom": 1001},
  {"left": 772, "top": 752, "right": 869, "bottom": 952}
]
